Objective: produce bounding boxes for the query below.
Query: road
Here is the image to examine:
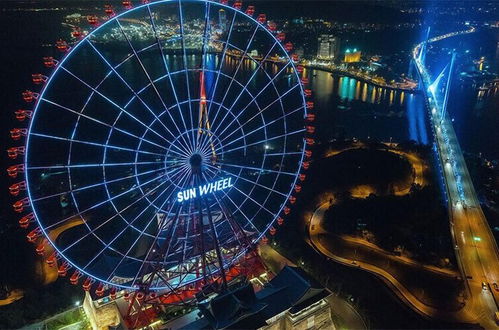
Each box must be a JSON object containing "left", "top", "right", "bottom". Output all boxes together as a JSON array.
[
  {"left": 414, "top": 28, "right": 499, "bottom": 328},
  {"left": 308, "top": 202, "right": 475, "bottom": 323}
]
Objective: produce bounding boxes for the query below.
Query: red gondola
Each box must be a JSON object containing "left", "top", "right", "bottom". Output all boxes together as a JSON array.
[
  {"left": 299, "top": 174, "right": 306, "bottom": 181},
  {"left": 305, "top": 113, "right": 315, "bottom": 122},
  {"left": 141, "top": 0, "right": 150, "bottom": 3},
  {"left": 10, "top": 128, "right": 28, "bottom": 140},
  {"left": 305, "top": 150, "right": 312, "bottom": 158},
  {"left": 22, "top": 90, "right": 36, "bottom": 103},
  {"left": 19, "top": 213, "right": 34, "bottom": 229},
  {"left": 296, "top": 66, "right": 304, "bottom": 73},
  {"left": 304, "top": 89, "right": 312, "bottom": 97},
  {"left": 104, "top": 4, "right": 115, "bottom": 17},
  {"left": 306, "top": 125, "right": 315, "bottom": 134},
  {"left": 13, "top": 197, "right": 30, "bottom": 213},
  {"left": 122, "top": 0, "right": 133, "bottom": 9},
  {"left": 301, "top": 77, "right": 309, "bottom": 85},
  {"left": 276, "top": 32, "right": 285, "bottom": 42},
  {"left": 136, "top": 291, "right": 145, "bottom": 301},
  {"left": 14, "top": 109, "right": 33, "bottom": 122},
  {"left": 7, "top": 164, "right": 25, "bottom": 178},
  {"left": 95, "top": 282, "right": 105, "bottom": 297},
  {"left": 110, "top": 287, "right": 117, "bottom": 299},
  {"left": 46, "top": 253, "right": 57, "bottom": 267},
  {"left": 289, "top": 196, "right": 296, "bottom": 204},
  {"left": 36, "top": 242, "right": 45, "bottom": 256},
  {"left": 58, "top": 262, "right": 70, "bottom": 277},
  {"left": 245, "top": 5, "right": 255, "bottom": 16},
  {"left": 269, "top": 226, "right": 276, "bottom": 235},
  {"left": 149, "top": 292, "right": 157, "bottom": 300},
  {"left": 285, "top": 42, "right": 293, "bottom": 52},
  {"left": 267, "top": 21, "right": 276, "bottom": 32},
  {"left": 233, "top": 0, "right": 242, "bottom": 10},
  {"left": 284, "top": 206, "right": 290, "bottom": 215},
  {"left": 306, "top": 101, "right": 314, "bottom": 110},
  {"left": 7, "top": 146, "right": 25, "bottom": 159},
  {"left": 292, "top": 53, "right": 299, "bottom": 62},
  {"left": 43, "top": 56, "right": 57, "bottom": 68},
  {"left": 83, "top": 277, "right": 93, "bottom": 291},
  {"left": 261, "top": 236, "right": 268, "bottom": 244},
  {"left": 87, "top": 15, "right": 98, "bottom": 26},
  {"left": 70, "top": 270, "right": 81, "bottom": 285},
  {"left": 257, "top": 13, "right": 266, "bottom": 24},
  {"left": 294, "top": 185, "right": 301, "bottom": 193},
  {"left": 27, "top": 228, "right": 41, "bottom": 243},
  {"left": 277, "top": 217, "right": 284, "bottom": 225},
  {"left": 32, "top": 74, "right": 47, "bottom": 84},
  {"left": 71, "top": 28, "right": 82, "bottom": 39},
  {"left": 9, "top": 181, "right": 26, "bottom": 196},
  {"left": 219, "top": 0, "right": 228, "bottom": 5},
  {"left": 306, "top": 138, "right": 315, "bottom": 146},
  {"left": 56, "top": 39, "right": 69, "bottom": 52},
  {"left": 124, "top": 291, "right": 131, "bottom": 301},
  {"left": 302, "top": 161, "right": 310, "bottom": 170}
]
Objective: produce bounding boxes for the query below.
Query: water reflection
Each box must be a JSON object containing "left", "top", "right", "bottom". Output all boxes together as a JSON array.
[{"left": 307, "top": 68, "right": 429, "bottom": 144}]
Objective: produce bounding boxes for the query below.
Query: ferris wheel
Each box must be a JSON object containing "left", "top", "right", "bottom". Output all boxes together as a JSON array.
[{"left": 7, "top": 0, "right": 314, "bottom": 307}]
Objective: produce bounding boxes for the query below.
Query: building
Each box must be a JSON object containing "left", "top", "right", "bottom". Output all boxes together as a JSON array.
[
  {"left": 172, "top": 266, "right": 336, "bottom": 329},
  {"left": 344, "top": 48, "right": 362, "bottom": 63},
  {"left": 317, "top": 35, "right": 340, "bottom": 61},
  {"left": 218, "top": 9, "right": 227, "bottom": 31},
  {"left": 83, "top": 292, "right": 122, "bottom": 330}
]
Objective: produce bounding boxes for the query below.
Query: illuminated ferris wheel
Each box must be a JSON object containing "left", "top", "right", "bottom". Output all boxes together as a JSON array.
[{"left": 7, "top": 0, "right": 314, "bottom": 310}]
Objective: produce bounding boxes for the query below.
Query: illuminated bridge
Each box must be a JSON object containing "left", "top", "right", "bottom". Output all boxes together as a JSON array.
[{"left": 414, "top": 27, "right": 499, "bottom": 328}]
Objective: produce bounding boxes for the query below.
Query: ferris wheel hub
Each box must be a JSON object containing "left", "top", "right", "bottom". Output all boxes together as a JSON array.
[{"left": 189, "top": 153, "right": 203, "bottom": 169}]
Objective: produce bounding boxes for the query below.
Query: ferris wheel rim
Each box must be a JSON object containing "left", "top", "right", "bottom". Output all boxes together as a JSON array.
[{"left": 24, "top": 0, "right": 308, "bottom": 291}]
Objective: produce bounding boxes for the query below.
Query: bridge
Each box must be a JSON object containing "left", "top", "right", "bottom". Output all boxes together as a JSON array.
[{"left": 414, "top": 27, "right": 499, "bottom": 328}]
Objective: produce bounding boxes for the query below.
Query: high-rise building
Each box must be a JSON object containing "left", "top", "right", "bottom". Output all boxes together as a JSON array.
[
  {"left": 219, "top": 9, "right": 227, "bottom": 31},
  {"left": 317, "top": 35, "right": 340, "bottom": 60},
  {"left": 344, "top": 48, "right": 362, "bottom": 63}
]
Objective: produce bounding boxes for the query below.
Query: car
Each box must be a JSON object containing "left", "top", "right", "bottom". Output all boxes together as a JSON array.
[{"left": 482, "top": 282, "right": 488, "bottom": 290}]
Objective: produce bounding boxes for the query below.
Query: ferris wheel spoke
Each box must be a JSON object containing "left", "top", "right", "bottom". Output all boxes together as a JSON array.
[
  {"left": 83, "top": 174, "right": 183, "bottom": 276},
  {"left": 178, "top": 0, "right": 196, "bottom": 149},
  {"left": 80, "top": 181, "right": 182, "bottom": 274},
  {"left": 43, "top": 168, "right": 169, "bottom": 232},
  {"left": 112, "top": 172, "right": 191, "bottom": 286},
  {"left": 200, "top": 173, "right": 248, "bottom": 249},
  {"left": 210, "top": 40, "right": 280, "bottom": 136},
  {"left": 229, "top": 185, "right": 276, "bottom": 218},
  {"left": 31, "top": 166, "right": 164, "bottom": 203},
  {"left": 216, "top": 66, "right": 295, "bottom": 145},
  {"left": 214, "top": 187, "right": 260, "bottom": 234},
  {"left": 213, "top": 61, "right": 295, "bottom": 139},
  {"left": 220, "top": 105, "right": 305, "bottom": 148},
  {"left": 215, "top": 128, "right": 305, "bottom": 156},
  {"left": 40, "top": 97, "right": 171, "bottom": 154},
  {"left": 29, "top": 132, "right": 166, "bottom": 157},
  {"left": 130, "top": 197, "right": 188, "bottom": 288},
  {"left": 85, "top": 39, "right": 188, "bottom": 148},
  {"left": 147, "top": 5, "right": 193, "bottom": 153},
  {"left": 207, "top": 26, "right": 260, "bottom": 134},
  {"left": 204, "top": 163, "right": 287, "bottom": 197},
  {"left": 59, "top": 66, "right": 171, "bottom": 145},
  {"left": 58, "top": 173, "right": 173, "bottom": 257},
  {"left": 27, "top": 161, "right": 161, "bottom": 171},
  {"left": 216, "top": 161, "right": 297, "bottom": 177},
  {"left": 114, "top": 22, "right": 194, "bottom": 152}
]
